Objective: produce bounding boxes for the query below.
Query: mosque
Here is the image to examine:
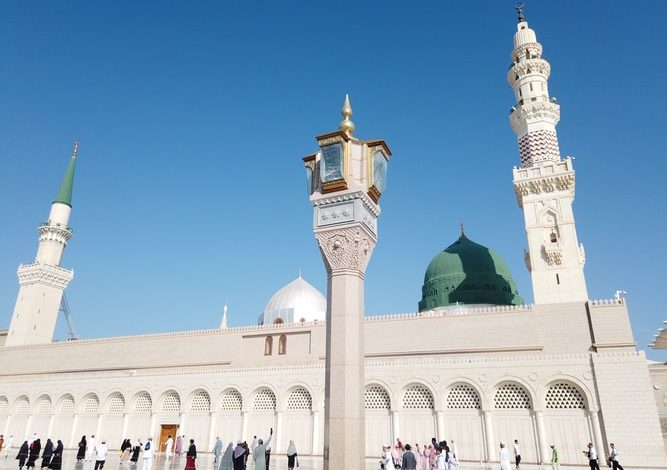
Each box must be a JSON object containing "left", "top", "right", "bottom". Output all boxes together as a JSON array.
[{"left": 1, "top": 9, "right": 666, "bottom": 469}]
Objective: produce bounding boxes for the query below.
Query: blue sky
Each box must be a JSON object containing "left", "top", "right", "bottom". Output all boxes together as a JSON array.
[{"left": 1, "top": 1, "right": 665, "bottom": 360}]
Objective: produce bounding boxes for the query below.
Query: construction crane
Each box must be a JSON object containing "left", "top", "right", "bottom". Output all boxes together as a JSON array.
[{"left": 59, "top": 293, "right": 79, "bottom": 341}]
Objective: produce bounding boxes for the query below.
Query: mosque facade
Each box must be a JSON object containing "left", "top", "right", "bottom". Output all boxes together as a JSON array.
[{"left": 1, "top": 11, "right": 666, "bottom": 469}]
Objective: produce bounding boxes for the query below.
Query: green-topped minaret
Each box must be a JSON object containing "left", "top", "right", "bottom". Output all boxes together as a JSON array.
[
  {"left": 5, "top": 142, "right": 78, "bottom": 347},
  {"left": 54, "top": 140, "right": 78, "bottom": 207}
]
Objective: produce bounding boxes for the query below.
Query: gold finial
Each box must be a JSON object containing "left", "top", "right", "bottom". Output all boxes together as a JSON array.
[
  {"left": 339, "top": 94, "right": 355, "bottom": 136},
  {"left": 515, "top": 2, "right": 526, "bottom": 23},
  {"left": 460, "top": 221, "right": 467, "bottom": 239},
  {"left": 72, "top": 140, "right": 80, "bottom": 159}
]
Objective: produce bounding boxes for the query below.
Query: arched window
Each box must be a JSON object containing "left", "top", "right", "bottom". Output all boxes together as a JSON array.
[
  {"left": 107, "top": 394, "right": 125, "bottom": 414},
  {"left": 447, "top": 384, "right": 481, "bottom": 410},
  {"left": 550, "top": 231, "right": 558, "bottom": 243},
  {"left": 278, "top": 335, "right": 287, "bottom": 355},
  {"left": 0, "top": 397, "right": 8, "bottom": 414},
  {"left": 59, "top": 395, "right": 75, "bottom": 415},
  {"left": 161, "top": 391, "right": 181, "bottom": 413},
  {"left": 190, "top": 391, "right": 211, "bottom": 412},
  {"left": 252, "top": 388, "right": 276, "bottom": 411},
  {"left": 402, "top": 384, "right": 434, "bottom": 409},
  {"left": 265, "top": 336, "right": 273, "bottom": 356},
  {"left": 82, "top": 395, "right": 100, "bottom": 414},
  {"left": 14, "top": 396, "right": 29, "bottom": 414},
  {"left": 221, "top": 389, "right": 242, "bottom": 412},
  {"left": 494, "top": 383, "right": 532, "bottom": 409},
  {"left": 365, "top": 385, "right": 391, "bottom": 410},
  {"left": 37, "top": 396, "right": 52, "bottom": 415},
  {"left": 286, "top": 387, "right": 312, "bottom": 411},
  {"left": 545, "top": 382, "right": 586, "bottom": 409},
  {"left": 133, "top": 393, "right": 152, "bottom": 413}
]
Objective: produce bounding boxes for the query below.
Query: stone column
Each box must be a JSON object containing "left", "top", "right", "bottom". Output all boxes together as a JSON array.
[
  {"left": 316, "top": 225, "right": 376, "bottom": 470},
  {"left": 208, "top": 412, "right": 217, "bottom": 450},
  {"left": 149, "top": 413, "right": 158, "bottom": 441},
  {"left": 436, "top": 410, "right": 446, "bottom": 440},
  {"left": 121, "top": 414, "right": 129, "bottom": 440},
  {"left": 534, "top": 410, "right": 547, "bottom": 464},
  {"left": 391, "top": 409, "right": 400, "bottom": 443},
  {"left": 311, "top": 410, "right": 321, "bottom": 455},
  {"left": 95, "top": 413, "right": 103, "bottom": 440},
  {"left": 588, "top": 410, "right": 605, "bottom": 458},
  {"left": 241, "top": 411, "right": 249, "bottom": 441},
  {"left": 47, "top": 414, "right": 55, "bottom": 438},
  {"left": 69, "top": 414, "right": 79, "bottom": 448},
  {"left": 275, "top": 411, "right": 284, "bottom": 451},
  {"left": 482, "top": 410, "right": 495, "bottom": 462},
  {"left": 3, "top": 414, "right": 12, "bottom": 438}
]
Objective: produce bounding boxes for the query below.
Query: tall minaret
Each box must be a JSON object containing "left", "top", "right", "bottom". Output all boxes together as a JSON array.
[
  {"left": 5, "top": 143, "right": 78, "bottom": 347},
  {"left": 509, "top": 7, "right": 588, "bottom": 304}
]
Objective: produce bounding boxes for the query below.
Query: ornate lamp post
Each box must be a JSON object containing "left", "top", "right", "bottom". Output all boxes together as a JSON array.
[{"left": 303, "top": 95, "right": 391, "bottom": 469}]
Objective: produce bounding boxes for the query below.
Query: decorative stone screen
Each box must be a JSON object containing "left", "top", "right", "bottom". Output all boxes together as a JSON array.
[
  {"left": 221, "top": 390, "right": 242, "bottom": 412},
  {"left": 134, "top": 393, "right": 152, "bottom": 413},
  {"left": 365, "top": 385, "right": 391, "bottom": 410},
  {"left": 60, "top": 396, "right": 75, "bottom": 414},
  {"left": 545, "top": 382, "right": 586, "bottom": 409},
  {"left": 0, "top": 397, "right": 9, "bottom": 414},
  {"left": 161, "top": 392, "right": 181, "bottom": 413},
  {"left": 287, "top": 387, "right": 312, "bottom": 410},
  {"left": 447, "top": 384, "right": 481, "bottom": 409},
  {"left": 190, "top": 391, "right": 211, "bottom": 412},
  {"left": 14, "top": 396, "right": 29, "bottom": 414},
  {"left": 37, "top": 396, "right": 52, "bottom": 414},
  {"left": 83, "top": 395, "right": 100, "bottom": 414},
  {"left": 252, "top": 388, "right": 276, "bottom": 411},
  {"left": 107, "top": 394, "right": 126, "bottom": 413},
  {"left": 402, "top": 384, "right": 434, "bottom": 409},
  {"left": 494, "top": 383, "right": 532, "bottom": 409}
]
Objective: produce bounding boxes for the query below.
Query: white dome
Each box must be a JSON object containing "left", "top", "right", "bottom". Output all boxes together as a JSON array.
[{"left": 259, "top": 276, "right": 326, "bottom": 325}]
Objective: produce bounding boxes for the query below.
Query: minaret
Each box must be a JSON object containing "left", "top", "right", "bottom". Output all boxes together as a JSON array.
[
  {"left": 5, "top": 143, "right": 78, "bottom": 347},
  {"left": 304, "top": 96, "right": 391, "bottom": 470},
  {"left": 509, "top": 7, "right": 588, "bottom": 304},
  {"left": 220, "top": 303, "right": 228, "bottom": 329}
]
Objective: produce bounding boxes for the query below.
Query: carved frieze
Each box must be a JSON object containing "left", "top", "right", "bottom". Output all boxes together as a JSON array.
[
  {"left": 315, "top": 226, "right": 376, "bottom": 274},
  {"left": 17, "top": 262, "right": 74, "bottom": 289}
]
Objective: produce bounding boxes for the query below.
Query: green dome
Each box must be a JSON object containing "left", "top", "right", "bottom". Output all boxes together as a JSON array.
[{"left": 418, "top": 234, "right": 523, "bottom": 311}]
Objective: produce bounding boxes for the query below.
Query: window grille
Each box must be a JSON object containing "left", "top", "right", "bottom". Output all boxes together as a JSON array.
[
  {"left": 134, "top": 393, "right": 152, "bottom": 413},
  {"left": 107, "top": 394, "right": 125, "bottom": 413},
  {"left": 365, "top": 385, "right": 391, "bottom": 410},
  {"left": 14, "top": 396, "right": 29, "bottom": 414},
  {"left": 60, "top": 396, "right": 75, "bottom": 414},
  {"left": 83, "top": 395, "right": 100, "bottom": 414},
  {"left": 0, "top": 397, "right": 9, "bottom": 414},
  {"left": 161, "top": 392, "right": 181, "bottom": 413},
  {"left": 221, "top": 390, "right": 242, "bottom": 412},
  {"left": 402, "top": 384, "right": 434, "bottom": 409},
  {"left": 447, "top": 384, "right": 481, "bottom": 409},
  {"left": 287, "top": 387, "right": 312, "bottom": 410},
  {"left": 545, "top": 382, "right": 586, "bottom": 409},
  {"left": 37, "top": 396, "right": 52, "bottom": 414},
  {"left": 494, "top": 383, "right": 532, "bottom": 409},
  {"left": 190, "top": 391, "right": 211, "bottom": 412},
  {"left": 252, "top": 388, "right": 276, "bottom": 411}
]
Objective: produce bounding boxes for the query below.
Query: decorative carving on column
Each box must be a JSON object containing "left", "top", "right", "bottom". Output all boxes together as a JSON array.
[{"left": 315, "top": 226, "right": 376, "bottom": 274}]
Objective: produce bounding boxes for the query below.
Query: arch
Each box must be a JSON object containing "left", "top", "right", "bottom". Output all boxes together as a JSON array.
[
  {"left": 160, "top": 390, "right": 181, "bottom": 413},
  {"left": 446, "top": 382, "right": 481, "bottom": 410},
  {"left": 36, "top": 395, "right": 52, "bottom": 415},
  {"left": 57, "top": 394, "right": 75, "bottom": 415},
  {"left": 545, "top": 381, "right": 587, "bottom": 410},
  {"left": 81, "top": 393, "right": 100, "bottom": 414},
  {"left": 278, "top": 335, "right": 287, "bottom": 355},
  {"left": 132, "top": 391, "right": 153, "bottom": 413},
  {"left": 189, "top": 390, "right": 211, "bottom": 412},
  {"left": 265, "top": 336, "right": 273, "bottom": 355},
  {"left": 252, "top": 387, "right": 276, "bottom": 411},
  {"left": 365, "top": 384, "right": 391, "bottom": 410},
  {"left": 273, "top": 318, "right": 284, "bottom": 325},
  {"left": 106, "top": 392, "right": 126, "bottom": 414},
  {"left": 0, "top": 396, "right": 9, "bottom": 414},
  {"left": 14, "top": 395, "right": 30, "bottom": 414},
  {"left": 220, "top": 388, "right": 243, "bottom": 412},
  {"left": 402, "top": 383, "right": 434, "bottom": 410},
  {"left": 494, "top": 382, "right": 532, "bottom": 409},
  {"left": 285, "top": 387, "right": 312, "bottom": 411}
]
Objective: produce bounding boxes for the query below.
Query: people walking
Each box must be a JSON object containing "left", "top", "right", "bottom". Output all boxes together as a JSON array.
[
  {"left": 120, "top": 439, "right": 131, "bottom": 464},
  {"left": 185, "top": 440, "right": 196, "bottom": 470},
  {"left": 251, "top": 428, "right": 272, "bottom": 470},
  {"left": 49, "top": 441, "right": 63, "bottom": 470},
  {"left": 286, "top": 440, "right": 298, "bottom": 470},
  {"left": 142, "top": 438, "right": 154, "bottom": 470},
  {"left": 213, "top": 437, "right": 222, "bottom": 465},
  {"left": 402, "top": 444, "right": 417, "bottom": 470},
  {"left": 513, "top": 439, "right": 521, "bottom": 470},
  {"left": 16, "top": 441, "right": 29, "bottom": 470},
  {"left": 219, "top": 442, "right": 233, "bottom": 470},
  {"left": 130, "top": 440, "right": 141, "bottom": 464},
  {"left": 499, "top": 443, "right": 511, "bottom": 470},
  {"left": 435, "top": 448, "right": 446, "bottom": 470},
  {"left": 232, "top": 441, "right": 247, "bottom": 470},
  {"left": 609, "top": 443, "right": 624, "bottom": 470},
  {"left": 26, "top": 438, "right": 41, "bottom": 469},
  {"left": 40, "top": 439, "right": 53, "bottom": 468},
  {"left": 76, "top": 436, "right": 86, "bottom": 462},
  {"left": 94, "top": 439, "right": 108, "bottom": 470},
  {"left": 382, "top": 445, "right": 396, "bottom": 470},
  {"left": 550, "top": 444, "right": 559, "bottom": 470},
  {"left": 174, "top": 436, "right": 183, "bottom": 458},
  {"left": 584, "top": 443, "right": 600, "bottom": 470},
  {"left": 165, "top": 436, "right": 174, "bottom": 460}
]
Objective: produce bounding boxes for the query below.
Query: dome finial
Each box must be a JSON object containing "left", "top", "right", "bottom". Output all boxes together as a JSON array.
[
  {"left": 515, "top": 1, "right": 526, "bottom": 23},
  {"left": 460, "top": 221, "right": 467, "bottom": 239},
  {"left": 339, "top": 94, "right": 355, "bottom": 136}
]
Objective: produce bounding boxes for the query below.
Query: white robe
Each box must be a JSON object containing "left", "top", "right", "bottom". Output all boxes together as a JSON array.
[
  {"left": 87, "top": 438, "right": 97, "bottom": 461},
  {"left": 500, "top": 448, "right": 511, "bottom": 470},
  {"left": 383, "top": 451, "right": 396, "bottom": 470},
  {"left": 165, "top": 438, "right": 173, "bottom": 458}
]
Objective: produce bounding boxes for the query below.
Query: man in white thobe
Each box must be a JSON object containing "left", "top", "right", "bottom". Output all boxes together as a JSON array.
[
  {"left": 142, "top": 438, "right": 154, "bottom": 470},
  {"left": 87, "top": 435, "right": 97, "bottom": 462},
  {"left": 164, "top": 436, "right": 173, "bottom": 460}
]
